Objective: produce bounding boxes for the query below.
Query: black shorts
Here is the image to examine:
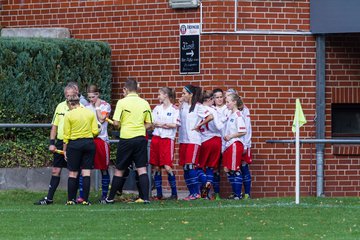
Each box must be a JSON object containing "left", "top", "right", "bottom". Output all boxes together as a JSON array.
[
  {"left": 53, "top": 140, "right": 67, "bottom": 168},
  {"left": 66, "top": 138, "right": 95, "bottom": 172},
  {"left": 115, "top": 136, "right": 148, "bottom": 170}
]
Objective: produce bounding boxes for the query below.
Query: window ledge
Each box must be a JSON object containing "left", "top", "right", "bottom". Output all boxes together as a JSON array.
[{"left": 333, "top": 144, "right": 360, "bottom": 155}]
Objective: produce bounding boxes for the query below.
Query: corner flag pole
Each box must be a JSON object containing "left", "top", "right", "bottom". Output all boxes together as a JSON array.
[
  {"left": 292, "top": 99, "right": 307, "bottom": 205},
  {"left": 295, "top": 112, "right": 300, "bottom": 204}
]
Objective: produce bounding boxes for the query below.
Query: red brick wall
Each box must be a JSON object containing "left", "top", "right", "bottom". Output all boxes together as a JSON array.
[
  {"left": 325, "top": 35, "right": 360, "bottom": 196},
  {"left": 1, "top": 0, "right": 359, "bottom": 197}
]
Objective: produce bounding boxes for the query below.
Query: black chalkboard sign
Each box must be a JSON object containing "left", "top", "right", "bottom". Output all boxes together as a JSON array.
[{"left": 180, "top": 35, "right": 200, "bottom": 74}]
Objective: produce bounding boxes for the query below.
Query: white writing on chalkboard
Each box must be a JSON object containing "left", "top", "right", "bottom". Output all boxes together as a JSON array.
[
  {"left": 180, "top": 34, "right": 200, "bottom": 74},
  {"left": 181, "top": 58, "right": 199, "bottom": 63},
  {"left": 182, "top": 41, "right": 195, "bottom": 51}
]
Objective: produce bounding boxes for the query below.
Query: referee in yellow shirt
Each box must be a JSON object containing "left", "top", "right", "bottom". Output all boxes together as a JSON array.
[
  {"left": 63, "top": 94, "right": 99, "bottom": 205},
  {"left": 34, "top": 84, "right": 78, "bottom": 205},
  {"left": 104, "top": 78, "right": 153, "bottom": 204}
]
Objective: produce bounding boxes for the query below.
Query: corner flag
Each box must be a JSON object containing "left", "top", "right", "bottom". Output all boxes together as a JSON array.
[
  {"left": 292, "top": 99, "right": 307, "bottom": 132},
  {"left": 292, "top": 98, "right": 307, "bottom": 204}
]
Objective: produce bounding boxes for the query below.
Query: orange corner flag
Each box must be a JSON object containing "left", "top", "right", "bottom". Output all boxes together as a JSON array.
[{"left": 292, "top": 99, "right": 307, "bottom": 133}]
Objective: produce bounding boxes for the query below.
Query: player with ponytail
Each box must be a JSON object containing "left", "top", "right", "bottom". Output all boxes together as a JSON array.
[
  {"left": 150, "top": 87, "right": 180, "bottom": 200},
  {"left": 222, "top": 93, "right": 247, "bottom": 200},
  {"left": 178, "top": 85, "right": 213, "bottom": 200}
]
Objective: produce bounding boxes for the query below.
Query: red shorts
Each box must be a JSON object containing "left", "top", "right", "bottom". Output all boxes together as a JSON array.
[
  {"left": 93, "top": 138, "right": 110, "bottom": 170},
  {"left": 198, "top": 136, "right": 221, "bottom": 168},
  {"left": 179, "top": 143, "right": 200, "bottom": 166},
  {"left": 223, "top": 141, "right": 244, "bottom": 171},
  {"left": 242, "top": 148, "right": 253, "bottom": 164},
  {"left": 149, "top": 135, "right": 175, "bottom": 168}
]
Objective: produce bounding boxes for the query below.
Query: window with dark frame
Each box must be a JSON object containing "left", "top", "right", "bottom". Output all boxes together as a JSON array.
[{"left": 332, "top": 103, "right": 360, "bottom": 138}]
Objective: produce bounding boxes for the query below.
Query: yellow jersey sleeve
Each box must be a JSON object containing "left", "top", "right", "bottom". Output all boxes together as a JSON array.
[
  {"left": 144, "top": 102, "right": 153, "bottom": 124},
  {"left": 52, "top": 103, "right": 63, "bottom": 126},
  {"left": 51, "top": 101, "right": 68, "bottom": 140},
  {"left": 113, "top": 100, "right": 123, "bottom": 122},
  {"left": 91, "top": 114, "right": 99, "bottom": 137},
  {"left": 63, "top": 114, "right": 71, "bottom": 144}
]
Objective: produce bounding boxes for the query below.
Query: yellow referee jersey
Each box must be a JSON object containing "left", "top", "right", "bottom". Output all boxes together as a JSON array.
[
  {"left": 113, "top": 93, "right": 152, "bottom": 139},
  {"left": 63, "top": 107, "right": 99, "bottom": 144},
  {"left": 51, "top": 101, "right": 69, "bottom": 140}
]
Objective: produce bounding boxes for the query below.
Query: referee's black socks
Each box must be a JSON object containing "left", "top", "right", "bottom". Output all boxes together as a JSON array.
[
  {"left": 138, "top": 173, "right": 149, "bottom": 201},
  {"left": 108, "top": 176, "right": 126, "bottom": 200},
  {"left": 47, "top": 175, "right": 60, "bottom": 201},
  {"left": 82, "top": 176, "right": 91, "bottom": 202},
  {"left": 67, "top": 177, "right": 78, "bottom": 201}
]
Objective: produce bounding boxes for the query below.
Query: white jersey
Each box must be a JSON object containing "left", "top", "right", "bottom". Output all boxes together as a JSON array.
[
  {"left": 216, "top": 105, "right": 229, "bottom": 124},
  {"left": 179, "top": 102, "right": 210, "bottom": 145},
  {"left": 199, "top": 106, "right": 222, "bottom": 143},
  {"left": 86, "top": 100, "right": 111, "bottom": 142},
  {"left": 222, "top": 110, "right": 246, "bottom": 152},
  {"left": 152, "top": 104, "right": 180, "bottom": 140},
  {"left": 241, "top": 105, "right": 252, "bottom": 150},
  {"left": 216, "top": 105, "right": 230, "bottom": 136}
]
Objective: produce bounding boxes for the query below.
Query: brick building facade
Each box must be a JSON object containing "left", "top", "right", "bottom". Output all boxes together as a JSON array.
[{"left": 1, "top": 0, "right": 359, "bottom": 197}]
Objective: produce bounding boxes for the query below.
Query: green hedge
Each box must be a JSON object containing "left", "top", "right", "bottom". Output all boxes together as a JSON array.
[{"left": 0, "top": 37, "right": 112, "bottom": 167}]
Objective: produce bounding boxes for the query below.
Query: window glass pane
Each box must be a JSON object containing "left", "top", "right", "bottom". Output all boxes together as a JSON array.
[{"left": 332, "top": 104, "right": 360, "bottom": 137}]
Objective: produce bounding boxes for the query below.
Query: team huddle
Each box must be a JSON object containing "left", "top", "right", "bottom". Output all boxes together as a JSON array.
[
  {"left": 176, "top": 86, "right": 252, "bottom": 201},
  {"left": 35, "top": 78, "right": 252, "bottom": 205}
]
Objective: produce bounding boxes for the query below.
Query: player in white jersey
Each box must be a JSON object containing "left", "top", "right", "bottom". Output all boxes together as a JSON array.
[
  {"left": 150, "top": 87, "right": 180, "bottom": 200},
  {"left": 77, "top": 85, "right": 111, "bottom": 204},
  {"left": 197, "top": 90, "right": 223, "bottom": 199},
  {"left": 239, "top": 99, "right": 253, "bottom": 199},
  {"left": 225, "top": 89, "right": 253, "bottom": 199},
  {"left": 222, "top": 89, "right": 240, "bottom": 155},
  {"left": 212, "top": 88, "right": 229, "bottom": 199},
  {"left": 179, "top": 85, "right": 213, "bottom": 200},
  {"left": 223, "top": 93, "right": 246, "bottom": 200}
]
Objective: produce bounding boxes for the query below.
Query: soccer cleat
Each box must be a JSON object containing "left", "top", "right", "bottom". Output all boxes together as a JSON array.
[
  {"left": 183, "top": 194, "right": 201, "bottom": 201},
  {"left": 227, "top": 193, "right": 235, "bottom": 199},
  {"left": 199, "top": 195, "right": 210, "bottom": 200},
  {"left": 152, "top": 196, "right": 163, "bottom": 201},
  {"left": 133, "top": 198, "right": 145, "bottom": 203},
  {"left": 81, "top": 201, "right": 91, "bottom": 206},
  {"left": 100, "top": 198, "right": 115, "bottom": 204},
  {"left": 130, "top": 195, "right": 140, "bottom": 202},
  {"left": 143, "top": 200, "right": 150, "bottom": 204},
  {"left": 34, "top": 197, "right": 53, "bottom": 205},
  {"left": 243, "top": 194, "right": 251, "bottom": 200},
  {"left": 201, "top": 182, "right": 212, "bottom": 198},
  {"left": 76, "top": 197, "right": 84, "bottom": 204},
  {"left": 183, "top": 195, "right": 193, "bottom": 201},
  {"left": 232, "top": 194, "right": 243, "bottom": 200},
  {"left": 167, "top": 195, "right": 178, "bottom": 200},
  {"left": 65, "top": 200, "right": 76, "bottom": 205},
  {"left": 193, "top": 194, "right": 201, "bottom": 199}
]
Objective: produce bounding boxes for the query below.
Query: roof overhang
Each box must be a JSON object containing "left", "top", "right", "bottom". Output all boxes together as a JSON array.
[{"left": 311, "top": 0, "right": 360, "bottom": 34}]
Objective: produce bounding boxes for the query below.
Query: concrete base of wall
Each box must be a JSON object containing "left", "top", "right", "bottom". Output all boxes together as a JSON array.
[
  {"left": 1, "top": 28, "right": 70, "bottom": 38},
  {"left": 0, "top": 166, "right": 138, "bottom": 191}
]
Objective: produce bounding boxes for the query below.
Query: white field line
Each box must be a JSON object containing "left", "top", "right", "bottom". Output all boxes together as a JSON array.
[{"left": 0, "top": 202, "right": 359, "bottom": 213}]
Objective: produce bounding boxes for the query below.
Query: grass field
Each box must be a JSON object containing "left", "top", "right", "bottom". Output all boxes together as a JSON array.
[{"left": 0, "top": 190, "right": 359, "bottom": 240}]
